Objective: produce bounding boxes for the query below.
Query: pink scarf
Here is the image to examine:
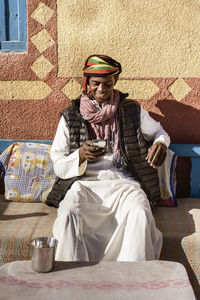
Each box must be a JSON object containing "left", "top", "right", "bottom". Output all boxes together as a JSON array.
[{"left": 80, "top": 90, "right": 120, "bottom": 153}]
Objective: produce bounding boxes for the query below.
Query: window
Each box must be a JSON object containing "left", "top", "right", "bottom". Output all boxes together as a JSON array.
[{"left": 0, "top": 0, "right": 27, "bottom": 52}]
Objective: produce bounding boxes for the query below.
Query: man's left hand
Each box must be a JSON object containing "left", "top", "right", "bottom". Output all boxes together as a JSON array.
[{"left": 146, "top": 142, "right": 167, "bottom": 168}]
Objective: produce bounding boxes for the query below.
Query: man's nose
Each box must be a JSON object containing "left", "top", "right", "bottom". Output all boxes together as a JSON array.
[{"left": 97, "top": 84, "right": 104, "bottom": 92}]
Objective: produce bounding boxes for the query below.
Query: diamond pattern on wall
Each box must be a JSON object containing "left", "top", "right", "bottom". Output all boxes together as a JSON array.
[
  {"left": 30, "top": 55, "right": 54, "bottom": 79},
  {"left": 61, "top": 79, "right": 81, "bottom": 100},
  {"left": 168, "top": 79, "right": 191, "bottom": 101},
  {"left": 115, "top": 80, "right": 159, "bottom": 99},
  {"left": 31, "top": 29, "right": 55, "bottom": 53},
  {"left": 31, "top": 2, "right": 54, "bottom": 25}
]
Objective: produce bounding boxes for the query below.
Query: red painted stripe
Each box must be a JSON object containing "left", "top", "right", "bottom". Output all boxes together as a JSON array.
[
  {"left": 87, "top": 62, "right": 96, "bottom": 66},
  {"left": 84, "top": 69, "right": 118, "bottom": 74}
]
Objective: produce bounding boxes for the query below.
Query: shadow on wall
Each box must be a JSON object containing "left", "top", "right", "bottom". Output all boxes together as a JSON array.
[{"left": 150, "top": 99, "right": 200, "bottom": 144}]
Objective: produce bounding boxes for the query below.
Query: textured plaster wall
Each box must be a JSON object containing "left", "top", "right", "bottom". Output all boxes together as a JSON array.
[
  {"left": 58, "top": 0, "right": 200, "bottom": 78},
  {"left": 0, "top": 0, "right": 199, "bottom": 143}
]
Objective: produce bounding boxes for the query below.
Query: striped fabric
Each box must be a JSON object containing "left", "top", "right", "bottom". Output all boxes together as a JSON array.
[
  {"left": 0, "top": 195, "right": 56, "bottom": 265},
  {"left": 82, "top": 54, "right": 122, "bottom": 92},
  {"left": 154, "top": 198, "right": 200, "bottom": 298}
]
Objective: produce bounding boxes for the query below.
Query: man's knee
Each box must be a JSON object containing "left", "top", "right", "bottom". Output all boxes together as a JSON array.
[
  {"left": 58, "top": 189, "right": 80, "bottom": 215},
  {"left": 124, "top": 189, "right": 150, "bottom": 212}
]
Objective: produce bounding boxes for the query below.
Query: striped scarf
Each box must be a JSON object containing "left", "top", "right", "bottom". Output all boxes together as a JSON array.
[
  {"left": 81, "top": 54, "right": 122, "bottom": 92},
  {"left": 80, "top": 90, "right": 120, "bottom": 154}
]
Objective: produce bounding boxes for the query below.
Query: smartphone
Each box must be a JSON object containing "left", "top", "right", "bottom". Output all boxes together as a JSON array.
[{"left": 92, "top": 139, "right": 107, "bottom": 149}]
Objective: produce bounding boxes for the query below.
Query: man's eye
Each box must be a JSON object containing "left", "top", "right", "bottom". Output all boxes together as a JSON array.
[
  {"left": 106, "top": 83, "right": 112, "bottom": 87},
  {"left": 92, "top": 82, "right": 98, "bottom": 87}
]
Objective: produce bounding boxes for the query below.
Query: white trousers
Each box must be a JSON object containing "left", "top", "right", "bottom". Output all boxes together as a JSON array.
[{"left": 53, "top": 179, "right": 162, "bottom": 262}]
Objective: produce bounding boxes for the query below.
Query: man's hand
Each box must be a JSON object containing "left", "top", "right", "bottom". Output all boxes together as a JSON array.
[
  {"left": 79, "top": 140, "right": 106, "bottom": 165},
  {"left": 146, "top": 142, "right": 167, "bottom": 168}
]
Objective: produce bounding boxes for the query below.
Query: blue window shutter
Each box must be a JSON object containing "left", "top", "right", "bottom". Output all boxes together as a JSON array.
[
  {"left": 0, "top": 0, "right": 27, "bottom": 52},
  {"left": 0, "top": 0, "right": 6, "bottom": 41},
  {"left": 8, "top": 0, "right": 19, "bottom": 41},
  {"left": 18, "top": 0, "right": 27, "bottom": 41}
]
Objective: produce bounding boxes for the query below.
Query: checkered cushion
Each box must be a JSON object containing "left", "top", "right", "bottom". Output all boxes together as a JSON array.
[{"left": 0, "top": 142, "right": 56, "bottom": 202}]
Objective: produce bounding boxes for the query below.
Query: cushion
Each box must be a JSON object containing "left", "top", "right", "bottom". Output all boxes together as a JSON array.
[
  {"left": 154, "top": 198, "right": 200, "bottom": 297},
  {"left": 156, "top": 149, "right": 177, "bottom": 207},
  {"left": 0, "top": 142, "right": 56, "bottom": 202}
]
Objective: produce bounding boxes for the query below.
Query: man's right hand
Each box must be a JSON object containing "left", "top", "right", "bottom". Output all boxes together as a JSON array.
[{"left": 79, "top": 140, "right": 106, "bottom": 165}]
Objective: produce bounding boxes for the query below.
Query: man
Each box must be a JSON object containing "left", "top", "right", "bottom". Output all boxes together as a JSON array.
[{"left": 47, "top": 54, "right": 170, "bottom": 262}]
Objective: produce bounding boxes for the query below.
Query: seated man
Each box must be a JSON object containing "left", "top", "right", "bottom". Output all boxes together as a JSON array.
[{"left": 47, "top": 54, "right": 170, "bottom": 262}]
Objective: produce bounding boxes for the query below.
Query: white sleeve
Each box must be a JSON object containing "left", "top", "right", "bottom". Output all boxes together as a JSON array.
[
  {"left": 140, "top": 107, "right": 170, "bottom": 147},
  {"left": 50, "top": 116, "right": 87, "bottom": 179}
]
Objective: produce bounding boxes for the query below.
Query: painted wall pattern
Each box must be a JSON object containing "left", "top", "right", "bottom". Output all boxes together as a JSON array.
[{"left": 0, "top": 0, "right": 199, "bottom": 143}]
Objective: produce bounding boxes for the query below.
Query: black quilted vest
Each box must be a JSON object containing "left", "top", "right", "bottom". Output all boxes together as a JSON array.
[{"left": 46, "top": 92, "right": 160, "bottom": 208}]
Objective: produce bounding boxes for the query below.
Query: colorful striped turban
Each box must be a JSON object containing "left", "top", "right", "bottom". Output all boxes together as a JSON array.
[{"left": 81, "top": 54, "right": 122, "bottom": 92}]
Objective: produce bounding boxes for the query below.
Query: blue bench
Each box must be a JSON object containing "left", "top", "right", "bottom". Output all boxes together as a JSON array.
[{"left": 170, "top": 144, "right": 200, "bottom": 198}]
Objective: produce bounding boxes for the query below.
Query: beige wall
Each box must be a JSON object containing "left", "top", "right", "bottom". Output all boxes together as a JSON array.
[{"left": 58, "top": 0, "right": 200, "bottom": 77}]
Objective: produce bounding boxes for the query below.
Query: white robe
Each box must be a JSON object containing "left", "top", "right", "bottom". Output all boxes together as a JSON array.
[{"left": 51, "top": 106, "right": 170, "bottom": 262}]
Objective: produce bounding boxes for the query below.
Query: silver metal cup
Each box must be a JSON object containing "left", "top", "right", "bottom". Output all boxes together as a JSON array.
[{"left": 31, "top": 237, "right": 58, "bottom": 273}]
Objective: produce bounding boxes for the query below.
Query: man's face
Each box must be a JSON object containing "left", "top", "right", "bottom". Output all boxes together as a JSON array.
[{"left": 87, "top": 75, "right": 117, "bottom": 105}]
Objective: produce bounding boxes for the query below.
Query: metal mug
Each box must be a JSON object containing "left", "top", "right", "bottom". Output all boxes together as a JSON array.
[{"left": 31, "top": 237, "right": 58, "bottom": 273}]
